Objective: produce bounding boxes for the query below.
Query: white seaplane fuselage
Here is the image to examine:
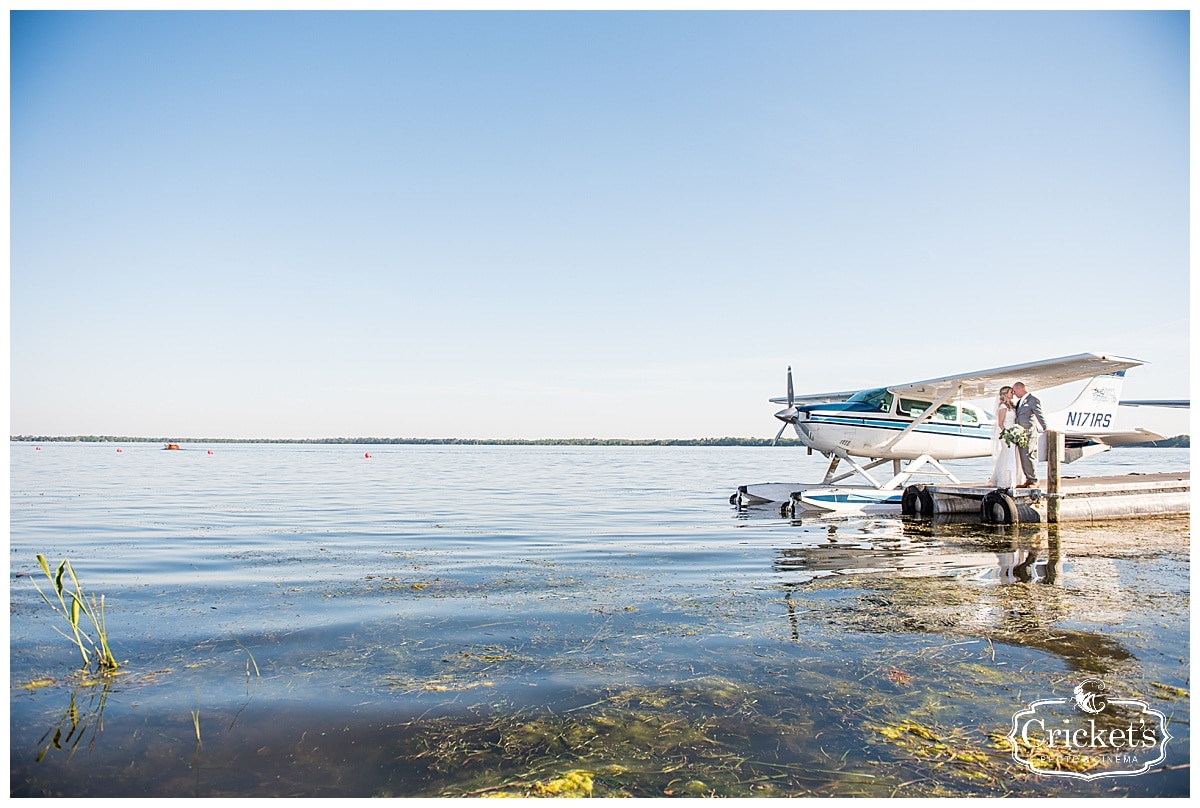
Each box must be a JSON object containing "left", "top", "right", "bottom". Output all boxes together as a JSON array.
[
  {"left": 734, "top": 389, "right": 991, "bottom": 514},
  {"left": 795, "top": 388, "right": 991, "bottom": 461}
]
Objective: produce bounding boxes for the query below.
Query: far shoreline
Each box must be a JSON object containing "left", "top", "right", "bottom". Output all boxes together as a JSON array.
[{"left": 10, "top": 435, "right": 1191, "bottom": 448}]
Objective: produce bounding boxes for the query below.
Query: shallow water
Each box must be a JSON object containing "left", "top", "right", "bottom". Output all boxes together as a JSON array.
[{"left": 8, "top": 442, "right": 1191, "bottom": 797}]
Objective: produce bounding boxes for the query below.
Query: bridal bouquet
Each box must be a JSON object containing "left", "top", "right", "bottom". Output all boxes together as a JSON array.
[{"left": 1000, "top": 425, "right": 1029, "bottom": 447}]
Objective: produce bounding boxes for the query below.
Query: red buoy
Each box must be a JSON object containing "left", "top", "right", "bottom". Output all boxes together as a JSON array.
[
  {"left": 364, "top": 452, "right": 371, "bottom": 459},
  {"left": 208, "top": 450, "right": 213, "bottom": 455}
]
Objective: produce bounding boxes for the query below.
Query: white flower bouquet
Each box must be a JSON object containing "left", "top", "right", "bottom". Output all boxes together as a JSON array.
[{"left": 1000, "top": 424, "right": 1028, "bottom": 448}]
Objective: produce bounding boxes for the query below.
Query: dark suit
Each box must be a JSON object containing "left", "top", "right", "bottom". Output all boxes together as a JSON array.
[{"left": 1013, "top": 393, "right": 1047, "bottom": 484}]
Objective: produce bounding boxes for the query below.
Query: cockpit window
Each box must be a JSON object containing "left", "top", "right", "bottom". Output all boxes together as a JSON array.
[
  {"left": 960, "top": 406, "right": 979, "bottom": 424},
  {"left": 899, "top": 400, "right": 962, "bottom": 421},
  {"left": 848, "top": 388, "right": 894, "bottom": 413},
  {"left": 933, "top": 404, "right": 958, "bottom": 422}
]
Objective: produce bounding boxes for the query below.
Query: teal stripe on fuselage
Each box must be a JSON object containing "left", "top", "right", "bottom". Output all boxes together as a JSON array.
[{"left": 803, "top": 414, "right": 992, "bottom": 439}]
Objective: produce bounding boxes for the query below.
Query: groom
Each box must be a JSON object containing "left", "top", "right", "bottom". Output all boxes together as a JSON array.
[{"left": 1011, "top": 381, "right": 1047, "bottom": 488}]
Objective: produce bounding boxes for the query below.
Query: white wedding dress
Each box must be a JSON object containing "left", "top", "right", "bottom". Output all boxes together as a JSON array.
[{"left": 988, "top": 404, "right": 1020, "bottom": 488}]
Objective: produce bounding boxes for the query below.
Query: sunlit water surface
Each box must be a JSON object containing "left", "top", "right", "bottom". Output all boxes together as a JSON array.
[{"left": 9, "top": 443, "right": 1190, "bottom": 797}]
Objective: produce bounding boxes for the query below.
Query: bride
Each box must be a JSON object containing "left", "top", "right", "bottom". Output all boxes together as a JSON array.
[{"left": 988, "top": 386, "right": 1021, "bottom": 488}]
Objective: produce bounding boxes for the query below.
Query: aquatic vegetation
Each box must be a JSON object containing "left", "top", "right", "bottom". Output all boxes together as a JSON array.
[
  {"left": 230, "top": 632, "right": 261, "bottom": 678},
  {"left": 382, "top": 677, "right": 898, "bottom": 798},
  {"left": 30, "top": 554, "right": 119, "bottom": 674},
  {"left": 1149, "top": 681, "right": 1188, "bottom": 700},
  {"left": 17, "top": 677, "right": 58, "bottom": 691},
  {"left": 533, "top": 770, "right": 594, "bottom": 797},
  {"left": 989, "top": 731, "right": 1104, "bottom": 774},
  {"left": 191, "top": 691, "right": 203, "bottom": 744},
  {"left": 35, "top": 682, "right": 114, "bottom": 762},
  {"left": 870, "top": 718, "right": 1008, "bottom": 792},
  {"left": 956, "top": 661, "right": 1009, "bottom": 685},
  {"left": 874, "top": 719, "right": 991, "bottom": 766},
  {"left": 471, "top": 769, "right": 600, "bottom": 798}
]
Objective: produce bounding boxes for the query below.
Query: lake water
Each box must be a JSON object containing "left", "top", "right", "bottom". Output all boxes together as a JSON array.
[{"left": 9, "top": 442, "right": 1191, "bottom": 797}]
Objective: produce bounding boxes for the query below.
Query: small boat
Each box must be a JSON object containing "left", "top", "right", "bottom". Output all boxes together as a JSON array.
[{"left": 164, "top": 443, "right": 181, "bottom": 450}]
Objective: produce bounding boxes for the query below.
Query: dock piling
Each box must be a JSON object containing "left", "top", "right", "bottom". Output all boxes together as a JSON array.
[{"left": 1046, "top": 430, "right": 1062, "bottom": 523}]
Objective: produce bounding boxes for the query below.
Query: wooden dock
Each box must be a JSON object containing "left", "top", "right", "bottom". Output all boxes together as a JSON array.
[{"left": 902, "top": 471, "right": 1190, "bottom": 524}]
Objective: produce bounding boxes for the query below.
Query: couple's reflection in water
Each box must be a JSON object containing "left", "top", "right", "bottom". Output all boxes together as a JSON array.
[{"left": 776, "top": 518, "right": 1133, "bottom": 674}]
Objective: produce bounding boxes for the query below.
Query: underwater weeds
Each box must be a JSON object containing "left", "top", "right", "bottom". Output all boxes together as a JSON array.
[{"left": 31, "top": 554, "right": 119, "bottom": 674}]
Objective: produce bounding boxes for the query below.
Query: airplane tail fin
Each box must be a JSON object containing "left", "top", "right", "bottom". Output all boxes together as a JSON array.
[
  {"left": 1043, "top": 371, "right": 1168, "bottom": 461},
  {"left": 1047, "top": 371, "right": 1126, "bottom": 433}
]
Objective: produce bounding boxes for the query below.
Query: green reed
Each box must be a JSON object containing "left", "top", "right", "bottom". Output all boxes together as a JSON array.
[
  {"left": 31, "top": 554, "right": 119, "bottom": 674},
  {"left": 191, "top": 691, "right": 203, "bottom": 744},
  {"left": 230, "top": 632, "right": 261, "bottom": 678}
]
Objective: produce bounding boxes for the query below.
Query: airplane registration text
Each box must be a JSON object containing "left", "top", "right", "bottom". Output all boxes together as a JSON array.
[{"left": 1066, "top": 412, "right": 1112, "bottom": 429}]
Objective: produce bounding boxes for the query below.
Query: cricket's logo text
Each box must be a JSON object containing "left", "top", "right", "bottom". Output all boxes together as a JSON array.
[{"left": 1007, "top": 679, "right": 1171, "bottom": 780}]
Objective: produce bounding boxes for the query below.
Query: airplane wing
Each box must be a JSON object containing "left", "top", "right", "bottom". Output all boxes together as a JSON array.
[
  {"left": 768, "top": 390, "right": 859, "bottom": 405},
  {"left": 885, "top": 353, "right": 1145, "bottom": 402},
  {"left": 1090, "top": 429, "right": 1168, "bottom": 446},
  {"left": 1120, "top": 400, "right": 1190, "bottom": 408}
]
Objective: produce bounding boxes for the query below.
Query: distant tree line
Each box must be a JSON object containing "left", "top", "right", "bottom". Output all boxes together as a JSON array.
[
  {"left": 9, "top": 435, "right": 812, "bottom": 447},
  {"left": 9, "top": 435, "right": 1190, "bottom": 447},
  {"left": 1123, "top": 435, "right": 1190, "bottom": 448}
]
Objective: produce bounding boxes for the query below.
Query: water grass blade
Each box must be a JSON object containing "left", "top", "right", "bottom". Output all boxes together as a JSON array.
[
  {"left": 230, "top": 632, "right": 261, "bottom": 678},
  {"left": 54, "top": 558, "right": 67, "bottom": 597},
  {"left": 28, "top": 555, "right": 119, "bottom": 674}
]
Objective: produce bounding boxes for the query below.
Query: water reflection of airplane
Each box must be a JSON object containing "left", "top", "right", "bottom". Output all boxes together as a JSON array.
[
  {"left": 734, "top": 352, "right": 1175, "bottom": 514},
  {"left": 775, "top": 522, "right": 1135, "bottom": 673},
  {"left": 771, "top": 520, "right": 1037, "bottom": 583}
]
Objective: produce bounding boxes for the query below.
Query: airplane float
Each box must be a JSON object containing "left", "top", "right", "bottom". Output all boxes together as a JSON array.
[{"left": 732, "top": 353, "right": 1179, "bottom": 515}]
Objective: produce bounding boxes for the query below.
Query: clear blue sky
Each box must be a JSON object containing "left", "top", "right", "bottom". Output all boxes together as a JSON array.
[{"left": 10, "top": 10, "right": 1191, "bottom": 439}]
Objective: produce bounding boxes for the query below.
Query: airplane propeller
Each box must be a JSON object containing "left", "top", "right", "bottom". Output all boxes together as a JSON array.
[{"left": 772, "top": 366, "right": 802, "bottom": 445}]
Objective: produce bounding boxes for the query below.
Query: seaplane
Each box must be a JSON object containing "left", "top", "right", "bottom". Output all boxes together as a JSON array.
[{"left": 732, "top": 353, "right": 1174, "bottom": 515}]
